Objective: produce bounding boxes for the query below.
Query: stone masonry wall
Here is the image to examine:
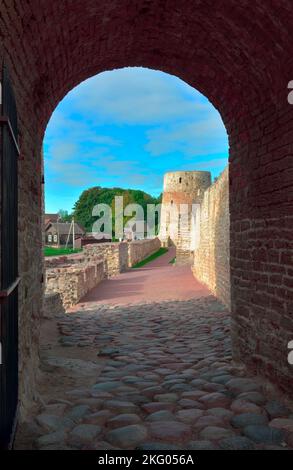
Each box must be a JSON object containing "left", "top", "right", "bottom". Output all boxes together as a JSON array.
[
  {"left": 193, "top": 167, "right": 230, "bottom": 308},
  {"left": 128, "top": 238, "right": 161, "bottom": 267},
  {"left": 83, "top": 242, "right": 128, "bottom": 278},
  {"left": 45, "top": 239, "right": 158, "bottom": 310},
  {"left": 44, "top": 253, "right": 84, "bottom": 269},
  {"left": 159, "top": 171, "right": 211, "bottom": 265},
  {"left": 46, "top": 261, "right": 104, "bottom": 310}
]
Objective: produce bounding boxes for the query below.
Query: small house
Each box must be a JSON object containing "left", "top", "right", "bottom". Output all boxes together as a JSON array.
[{"left": 45, "top": 221, "right": 85, "bottom": 247}]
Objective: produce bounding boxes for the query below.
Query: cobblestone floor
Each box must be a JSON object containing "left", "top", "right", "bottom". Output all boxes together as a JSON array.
[{"left": 15, "top": 296, "right": 293, "bottom": 450}]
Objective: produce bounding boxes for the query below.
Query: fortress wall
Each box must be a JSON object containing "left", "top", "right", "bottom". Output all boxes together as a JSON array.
[
  {"left": 193, "top": 167, "right": 230, "bottom": 308},
  {"left": 159, "top": 171, "right": 211, "bottom": 253},
  {"left": 128, "top": 238, "right": 161, "bottom": 267}
]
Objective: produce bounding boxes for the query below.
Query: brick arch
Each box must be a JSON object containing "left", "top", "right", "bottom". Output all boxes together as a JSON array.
[
  {"left": 4, "top": 1, "right": 293, "bottom": 140},
  {"left": 0, "top": 1, "right": 293, "bottom": 416}
]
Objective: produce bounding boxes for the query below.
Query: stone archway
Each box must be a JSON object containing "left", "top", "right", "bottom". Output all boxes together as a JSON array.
[{"left": 0, "top": 0, "right": 292, "bottom": 418}]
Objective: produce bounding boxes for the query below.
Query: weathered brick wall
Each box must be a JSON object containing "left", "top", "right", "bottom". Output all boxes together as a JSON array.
[
  {"left": 128, "top": 238, "right": 161, "bottom": 267},
  {"left": 0, "top": 0, "right": 292, "bottom": 417},
  {"left": 193, "top": 168, "right": 230, "bottom": 308},
  {"left": 229, "top": 102, "right": 293, "bottom": 394}
]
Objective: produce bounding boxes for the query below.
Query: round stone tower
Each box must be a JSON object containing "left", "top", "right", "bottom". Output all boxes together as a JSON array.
[{"left": 159, "top": 171, "right": 211, "bottom": 264}]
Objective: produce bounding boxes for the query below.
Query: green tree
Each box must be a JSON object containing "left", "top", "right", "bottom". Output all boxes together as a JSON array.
[
  {"left": 58, "top": 209, "right": 72, "bottom": 222},
  {"left": 72, "top": 186, "right": 160, "bottom": 234}
]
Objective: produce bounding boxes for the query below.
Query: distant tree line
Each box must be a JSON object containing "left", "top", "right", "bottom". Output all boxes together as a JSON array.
[{"left": 58, "top": 187, "right": 162, "bottom": 235}]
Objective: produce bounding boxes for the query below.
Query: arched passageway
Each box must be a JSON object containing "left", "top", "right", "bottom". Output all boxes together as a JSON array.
[{"left": 0, "top": 1, "right": 292, "bottom": 424}]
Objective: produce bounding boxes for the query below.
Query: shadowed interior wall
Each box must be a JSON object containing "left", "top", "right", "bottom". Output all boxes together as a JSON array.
[{"left": 0, "top": 0, "right": 292, "bottom": 415}]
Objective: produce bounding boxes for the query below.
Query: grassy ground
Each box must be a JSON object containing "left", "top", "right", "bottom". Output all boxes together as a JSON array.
[
  {"left": 169, "top": 257, "right": 176, "bottom": 264},
  {"left": 131, "top": 247, "right": 168, "bottom": 269},
  {"left": 44, "top": 246, "right": 82, "bottom": 257}
]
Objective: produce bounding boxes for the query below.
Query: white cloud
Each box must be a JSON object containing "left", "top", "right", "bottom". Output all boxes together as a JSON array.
[
  {"left": 68, "top": 67, "right": 212, "bottom": 125},
  {"left": 145, "top": 113, "right": 228, "bottom": 157}
]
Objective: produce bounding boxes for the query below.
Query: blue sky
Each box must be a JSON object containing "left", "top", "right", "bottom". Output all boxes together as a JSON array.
[{"left": 44, "top": 67, "right": 228, "bottom": 213}]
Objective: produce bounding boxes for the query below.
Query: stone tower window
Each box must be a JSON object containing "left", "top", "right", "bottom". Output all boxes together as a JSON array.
[{"left": 179, "top": 177, "right": 182, "bottom": 183}]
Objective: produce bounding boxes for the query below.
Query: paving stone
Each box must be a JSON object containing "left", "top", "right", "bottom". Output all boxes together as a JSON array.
[
  {"left": 107, "top": 360, "right": 126, "bottom": 367},
  {"left": 154, "top": 393, "right": 178, "bottom": 403},
  {"left": 106, "top": 414, "right": 141, "bottom": 429},
  {"left": 69, "top": 424, "right": 101, "bottom": 447},
  {"left": 104, "top": 400, "right": 139, "bottom": 414},
  {"left": 75, "top": 398, "right": 103, "bottom": 409},
  {"left": 91, "top": 391, "right": 113, "bottom": 399},
  {"left": 149, "top": 421, "right": 192, "bottom": 443},
  {"left": 38, "top": 444, "right": 73, "bottom": 450},
  {"left": 93, "top": 441, "right": 119, "bottom": 450},
  {"left": 84, "top": 410, "right": 114, "bottom": 425},
  {"left": 237, "top": 391, "right": 266, "bottom": 406},
  {"left": 143, "top": 386, "right": 165, "bottom": 397},
  {"left": 194, "top": 415, "right": 225, "bottom": 429},
  {"left": 210, "top": 375, "right": 233, "bottom": 385},
  {"left": 98, "top": 347, "right": 120, "bottom": 356},
  {"left": 116, "top": 394, "right": 148, "bottom": 405},
  {"left": 226, "top": 378, "right": 261, "bottom": 394},
  {"left": 35, "top": 430, "right": 67, "bottom": 449},
  {"left": 169, "top": 384, "right": 194, "bottom": 392},
  {"left": 123, "top": 376, "right": 141, "bottom": 384},
  {"left": 230, "top": 399, "right": 262, "bottom": 415},
  {"left": 269, "top": 418, "right": 293, "bottom": 433},
  {"left": 231, "top": 413, "right": 268, "bottom": 428},
  {"left": 199, "top": 392, "right": 231, "bottom": 408},
  {"left": 199, "top": 426, "right": 235, "bottom": 440},
  {"left": 106, "top": 424, "right": 148, "bottom": 449},
  {"left": 65, "top": 389, "right": 91, "bottom": 398},
  {"left": 189, "top": 379, "right": 208, "bottom": 387},
  {"left": 115, "top": 385, "right": 137, "bottom": 393},
  {"left": 137, "top": 442, "right": 182, "bottom": 450},
  {"left": 202, "top": 382, "right": 227, "bottom": 393},
  {"left": 142, "top": 402, "right": 175, "bottom": 414},
  {"left": 146, "top": 411, "right": 175, "bottom": 422},
  {"left": 92, "top": 382, "right": 119, "bottom": 392},
  {"left": 243, "top": 425, "right": 285, "bottom": 444},
  {"left": 36, "top": 414, "right": 74, "bottom": 433},
  {"left": 265, "top": 401, "right": 291, "bottom": 419},
  {"left": 181, "top": 391, "right": 206, "bottom": 400},
  {"left": 67, "top": 405, "right": 90, "bottom": 422},
  {"left": 207, "top": 408, "right": 233, "bottom": 420},
  {"left": 176, "top": 409, "right": 204, "bottom": 423},
  {"left": 178, "top": 398, "right": 204, "bottom": 409},
  {"left": 186, "top": 440, "right": 217, "bottom": 450},
  {"left": 219, "top": 436, "right": 255, "bottom": 450}
]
